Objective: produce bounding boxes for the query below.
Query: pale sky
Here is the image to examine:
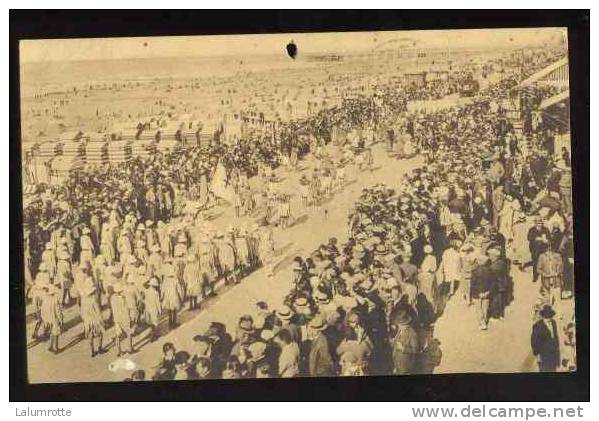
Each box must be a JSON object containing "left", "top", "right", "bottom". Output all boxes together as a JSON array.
[{"left": 20, "top": 27, "right": 567, "bottom": 64}]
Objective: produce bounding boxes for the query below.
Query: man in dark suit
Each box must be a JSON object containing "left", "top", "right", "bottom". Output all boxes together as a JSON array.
[
  {"left": 308, "top": 315, "right": 334, "bottom": 377},
  {"left": 531, "top": 305, "right": 560, "bottom": 372},
  {"left": 390, "top": 309, "right": 420, "bottom": 375},
  {"left": 488, "top": 248, "right": 509, "bottom": 320},
  {"left": 527, "top": 218, "right": 551, "bottom": 282}
]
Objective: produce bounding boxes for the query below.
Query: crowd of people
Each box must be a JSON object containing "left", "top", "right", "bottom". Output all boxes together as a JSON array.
[
  {"left": 24, "top": 47, "right": 575, "bottom": 379},
  {"left": 145, "top": 86, "right": 573, "bottom": 379}
]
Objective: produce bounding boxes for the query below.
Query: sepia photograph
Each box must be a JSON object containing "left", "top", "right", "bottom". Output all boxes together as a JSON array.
[{"left": 17, "top": 24, "right": 579, "bottom": 387}]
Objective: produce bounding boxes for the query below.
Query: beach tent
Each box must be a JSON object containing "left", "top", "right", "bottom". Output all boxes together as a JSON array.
[
  {"left": 85, "top": 140, "right": 109, "bottom": 166},
  {"left": 62, "top": 141, "right": 86, "bottom": 158},
  {"left": 156, "top": 138, "right": 181, "bottom": 154},
  {"left": 37, "top": 141, "right": 60, "bottom": 159},
  {"left": 131, "top": 138, "right": 157, "bottom": 159},
  {"left": 107, "top": 140, "right": 132, "bottom": 164}
]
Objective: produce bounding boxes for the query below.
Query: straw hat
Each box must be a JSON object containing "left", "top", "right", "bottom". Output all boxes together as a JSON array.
[
  {"left": 314, "top": 290, "right": 331, "bottom": 303},
  {"left": 374, "top": 244, "right": 388, "bottom": 256},
  {"left": 294, "top": 296, "right": 309, "bottom": 309},
  {"left": 276, "top": 305, "right": 294, "bottom": 320},
  {"left": 309, "top": 314, "right": 327, "bottom": 331}
]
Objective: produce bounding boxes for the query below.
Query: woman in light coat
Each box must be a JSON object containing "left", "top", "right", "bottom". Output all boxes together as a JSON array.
[
  {"left": 156, "top": 221, "right": 172, "bottom": 258},
  {"left": 143, "top": 277, "right": 162, "bottom": 342},
  {"left": 161, "top": 264, "right": 182, "bottom": 328},
  {"left": 417, "top": 244, "right": 438, "bottom": 313},
  {"left": 40, "top": 285, "right": 63, "bottom": 353},
  {"left": 30, "top": 263, "right": 50, "bottom": 340},
  {"left": 79, "top": 228, "right": 96, "bottom": 266},
  {"left": 80, "top": 284, "right": 105, "bottom": 357},
  {"left": 498, "top": 195, "right": 516, "bottom": 244},
  {"left": 183, "top": 253, "right": 203, "bottom": 310},
  {"left": 41, "top": 242, "right": 57, "bottom": 282},
  {"left": 109, "top": 283, "right": 134, "bottom": 356}
]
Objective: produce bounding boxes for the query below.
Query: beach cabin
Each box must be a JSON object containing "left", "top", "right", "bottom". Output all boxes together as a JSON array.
[
  {"left": 404, "top": 72, "right": 427, "bottom": 87},
  {"left": 425, "top": 70, "right": 450, "bottom": 82},
  {"left": 131, "top": 137, "right": 157, "bottom": 159}
]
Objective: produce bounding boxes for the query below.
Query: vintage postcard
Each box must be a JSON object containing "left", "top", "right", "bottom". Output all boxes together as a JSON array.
[{"left": 20, "top": 28, "right": 575, "bottom": 383}]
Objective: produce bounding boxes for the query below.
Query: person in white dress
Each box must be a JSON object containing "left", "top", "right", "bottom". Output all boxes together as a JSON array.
[
  {"left": 418, "top": 245, "right": 438, "bottom": 313},
  {"left": 79, "top": 284, "right": 105, "bottom": 357}
]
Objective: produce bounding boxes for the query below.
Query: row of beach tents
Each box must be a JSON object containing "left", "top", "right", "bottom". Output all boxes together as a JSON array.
[{"left": 23, "top": 117, "right": 219, "bottom": 187}]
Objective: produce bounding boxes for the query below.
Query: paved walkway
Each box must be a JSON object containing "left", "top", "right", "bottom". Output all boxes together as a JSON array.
[
  {"left": 434, "top": 239, "right": 576, "bottom": 374},
  {"left": 434, "top": 265, "right": 540, "bottom": 374}
]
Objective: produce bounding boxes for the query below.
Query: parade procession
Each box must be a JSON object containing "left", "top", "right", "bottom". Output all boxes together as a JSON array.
[{"left": 19, "top": 28, "right": 577, "bottom": 383}]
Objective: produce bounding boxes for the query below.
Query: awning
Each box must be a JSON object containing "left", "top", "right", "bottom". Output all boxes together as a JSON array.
[
  {"left": 519, "top": 57, "right": 568, "bottom": 87},
  {"left": 539, "top": 90, "right": 569, "bottom": 110}
]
